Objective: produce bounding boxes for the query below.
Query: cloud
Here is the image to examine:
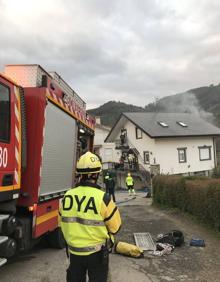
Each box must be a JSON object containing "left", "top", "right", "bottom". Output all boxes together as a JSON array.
[{"left": 0, "top": 0, "right": 220, "bottom": 108}]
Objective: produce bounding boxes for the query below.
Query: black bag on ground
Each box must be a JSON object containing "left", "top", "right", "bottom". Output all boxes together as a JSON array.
[
  {"left": 156, "top": 233, "right": 175, "bottom": 246},
  {"left": 172, "top": 230, "right": 184, "bottom": 247},
  {"left": 156, "top": 230, "right": 184, "bottom": 247}
]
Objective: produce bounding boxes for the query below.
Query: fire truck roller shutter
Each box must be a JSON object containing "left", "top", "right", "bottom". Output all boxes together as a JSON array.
[{"left": 39, "top": 101, "right": 77, "bottom": 197}]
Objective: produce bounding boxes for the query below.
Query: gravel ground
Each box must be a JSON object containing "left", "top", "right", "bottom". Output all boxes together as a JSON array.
[
  {"left": 110, "top": 192, "right": 220, "bottom": 282},
  {"left": 0, "top": 191, "right": 220, "bottom": 282}
]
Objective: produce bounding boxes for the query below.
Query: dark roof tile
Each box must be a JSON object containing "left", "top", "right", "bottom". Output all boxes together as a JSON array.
[{"left": 123, "top": 112, "right": 220, "bottom": 137}]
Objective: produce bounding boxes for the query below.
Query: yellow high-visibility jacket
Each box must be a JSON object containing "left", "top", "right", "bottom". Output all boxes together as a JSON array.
[
  {"left": 60, "top": 181, "right": 121, "bottom": 256},
  {"left": 126, "top": 176, "right": 134, "bottom": 186}
]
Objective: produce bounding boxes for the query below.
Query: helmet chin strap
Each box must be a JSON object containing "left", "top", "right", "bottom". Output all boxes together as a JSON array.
[
  {"left": 80, "top": 173, "right": 100, "bottom": 183},
  {"left": 89, "top": 173, "right": 100, "bottom": 182}
]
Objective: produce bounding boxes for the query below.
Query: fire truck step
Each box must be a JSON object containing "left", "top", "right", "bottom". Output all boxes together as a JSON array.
[
  {"left": 0, "top": 236, "right": 8, "bottom": 245},
  {"left": 0, "top": 214, "right": 10, "bottom": 221},
  {"left": 0, "top": 258, "right": 7, "bottom": 267}
]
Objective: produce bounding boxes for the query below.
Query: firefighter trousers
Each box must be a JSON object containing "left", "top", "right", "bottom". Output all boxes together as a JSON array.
[
  {"left": 67, "top": 250, "right": 109, "bottom": 282},
  {"left": 109, "top": 188, "right": 116, "bottom": 202},
  {"left": 127, "top": 185, "right": 135, "bottom": 195}
]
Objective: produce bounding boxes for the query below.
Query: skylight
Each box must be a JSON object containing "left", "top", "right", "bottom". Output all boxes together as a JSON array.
[
  {"left": 157, "top": 121, "right": 169, "bottom": 127},
  {"left": 177, "top": 121, "right": 187, "bottom": 127}
]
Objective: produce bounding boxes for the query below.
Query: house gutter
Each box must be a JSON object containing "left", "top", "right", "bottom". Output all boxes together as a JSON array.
[{"left": 213, "top": 137, "right": 217, "bottom": 168}]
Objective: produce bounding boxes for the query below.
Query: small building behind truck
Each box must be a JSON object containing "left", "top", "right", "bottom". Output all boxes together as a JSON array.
[{"left": 0, "top": 64, "right": 95, "bottom": 266}]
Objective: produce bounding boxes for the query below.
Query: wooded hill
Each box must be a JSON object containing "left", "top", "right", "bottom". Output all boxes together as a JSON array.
[
  {"left": 88, "top": 84, "right": 220, "bottom": 128},
  {"left": 88, "top": 101, "right": 145, "bottom": 127}
]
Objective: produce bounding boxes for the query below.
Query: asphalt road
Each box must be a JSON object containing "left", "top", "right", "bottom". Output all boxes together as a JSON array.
[{"left": 0, "top": 191, "right": 220, "bottom": 282}]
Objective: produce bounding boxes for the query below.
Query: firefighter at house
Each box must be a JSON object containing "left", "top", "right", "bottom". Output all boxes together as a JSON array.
[
  {"left": 60, "top": 152, "right": 121, "bottom": 282},
  {"left": 126, "top": 173, "right": 136, "bottom": 196}
]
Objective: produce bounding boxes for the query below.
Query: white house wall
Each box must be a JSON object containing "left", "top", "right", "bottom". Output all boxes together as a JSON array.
[
  {"left": 116, "top": 120, "right": 156, "bottom": 168},
  {"left": 99, "top": 144, "right": 121, "bottom": 163},
  {"left": 94, "top": 127, "right": 108, "bottom": 145},
  {"left": 94, "top": 127, "right": 120, "bottom": 163},
  {"left": 155, "top": 137, "right": 215, "bottom": 174},
  {"left": 126, "top": 120, "right": 155, "bottom": 151}
]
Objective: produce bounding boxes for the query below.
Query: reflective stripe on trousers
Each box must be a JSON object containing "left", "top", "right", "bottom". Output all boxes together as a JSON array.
[{"left": 62, "top": 216, "right": 105, "bottom": 226}]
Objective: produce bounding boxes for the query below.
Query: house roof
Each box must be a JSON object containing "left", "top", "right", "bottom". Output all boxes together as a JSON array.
[
  {"left": 95, "top": 123, "right": 111, "bottom": 132},
  {"left": 105, "top": 112, "right": 220, "bottom": 141}
]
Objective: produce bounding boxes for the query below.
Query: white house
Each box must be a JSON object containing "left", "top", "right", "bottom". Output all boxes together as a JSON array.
[
  {"left": 105, "top": 112, "right": 220, "bottom": 176},
  {"left": 93, "top": 117, "right": 120, "bottom": 169}
]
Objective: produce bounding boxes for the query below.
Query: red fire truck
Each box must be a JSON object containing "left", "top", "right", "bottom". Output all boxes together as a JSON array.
[{"left": 0, "top": 65, "right": 95, "bottom": 266}]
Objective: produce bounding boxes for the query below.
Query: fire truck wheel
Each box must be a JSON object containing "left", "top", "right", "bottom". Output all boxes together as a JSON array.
[
  {"left": 0, "top": 238, "right": 17, "bottom": 258},
  {"left": 47, "top": 227, "right": 66, "bottom": 249}
]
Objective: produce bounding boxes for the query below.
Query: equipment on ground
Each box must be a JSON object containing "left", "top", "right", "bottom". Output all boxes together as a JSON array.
[
  {"left": 144, "top": 187, "right": 151, "bottom": 198},
  {"left": 0, "top": 64, "right": 95, "bottom": 266},
  {"left": 153, "top": 242, "right": 174, "bottom": 256},
  {"left": 133, "top": 232, "right": 156, "bottom": 251},
  {"left": 190, "top": 238, "right": 205, "bottom": 247},
  {"left": 156, "top": 230, "right": 184, "bottom": 247},
  {"left": 115, "top": 241, "right": 144, "bottom": 258}
]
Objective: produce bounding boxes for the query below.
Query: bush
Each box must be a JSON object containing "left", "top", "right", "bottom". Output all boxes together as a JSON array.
[
  {"left": 153, "top": 175, "right": 220, "bottom": 231},
  {"left": 153, "top": 175, "right": 185, "bottom": 208},
  {"left": 212, "top": 166, "right": 220, "bottom": 178}
]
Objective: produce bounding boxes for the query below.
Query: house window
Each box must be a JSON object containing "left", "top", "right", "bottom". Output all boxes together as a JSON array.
[
  {"left": 177, "top": 148, "right": 187, "bottom": 163},
  {"left": 120, "top": 128, "right": 127, "bottom": 145},
  {"left": 135, "top": 127, "right": 142, "bottom": 139},
  {"left": 144, "top": 151, "right": 150, "bottom": 164},
  {"left": 0, "top": 83, "right": 10, "bottom": 143},
  {"left": 199, "top": 146, "right": 211, "bottom": 161}
]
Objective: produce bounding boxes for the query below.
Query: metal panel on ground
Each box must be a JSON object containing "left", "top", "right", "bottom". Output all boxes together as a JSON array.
[
  {"left": 134, "top": 232, "right": 156, "bottom": 251},
  {"left": 39, "top": 102, "right": 76, "bottom": 196}
]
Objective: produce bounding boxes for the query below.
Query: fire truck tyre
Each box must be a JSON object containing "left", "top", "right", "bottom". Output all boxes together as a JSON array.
[
  {"left": 47, "top": 227, "right": 66, "bottom": 249},
  {"left": 2, "top": 216, "right": 18, "bottom": 236},
  {"left": 0, "top": 238, "right": 17, "bottom": 258}
]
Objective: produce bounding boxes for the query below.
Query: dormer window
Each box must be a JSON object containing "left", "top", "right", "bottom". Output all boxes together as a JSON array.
[
  {"left": 158, "top": 121, "right": 168, "bottom": 127},
  {"left": 177, "top": 121, "right": 187, "bottom": 127}
]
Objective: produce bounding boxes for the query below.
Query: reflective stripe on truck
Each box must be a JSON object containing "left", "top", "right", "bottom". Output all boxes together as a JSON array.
[
  {"left": 13, "top": 85, "right": 21, "bottom": 190},
  {"left": 33, "top": 199, "right": 59, "bottom": 238}
]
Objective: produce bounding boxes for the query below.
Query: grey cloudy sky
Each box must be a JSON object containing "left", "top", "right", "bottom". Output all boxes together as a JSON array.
[{"left": 0, "top": 0, "right": 220, "bottom": 109}]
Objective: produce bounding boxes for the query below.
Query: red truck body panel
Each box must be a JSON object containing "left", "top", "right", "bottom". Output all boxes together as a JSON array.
[
  {"left": 33, "top": 198, "right": 59, "bottom": 238},
  {"left": 0, "top": 65, "right": 95, "bottom": 251}
]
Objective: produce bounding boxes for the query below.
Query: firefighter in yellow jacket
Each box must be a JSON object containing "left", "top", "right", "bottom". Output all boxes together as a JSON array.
[
  {"left": 60, "top": 151, "right": 121, "bottom": 282},
  {"left": 125, "top": 172, "right": 136, "bottom": 196}
]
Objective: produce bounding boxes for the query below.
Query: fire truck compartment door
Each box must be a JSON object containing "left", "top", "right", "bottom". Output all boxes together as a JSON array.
[
  {"left": 0, "top": 79, "right": 21, "bottom": 200},
  {"left": 39, "top": 102, "right": 76, "bottom": 196}
]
